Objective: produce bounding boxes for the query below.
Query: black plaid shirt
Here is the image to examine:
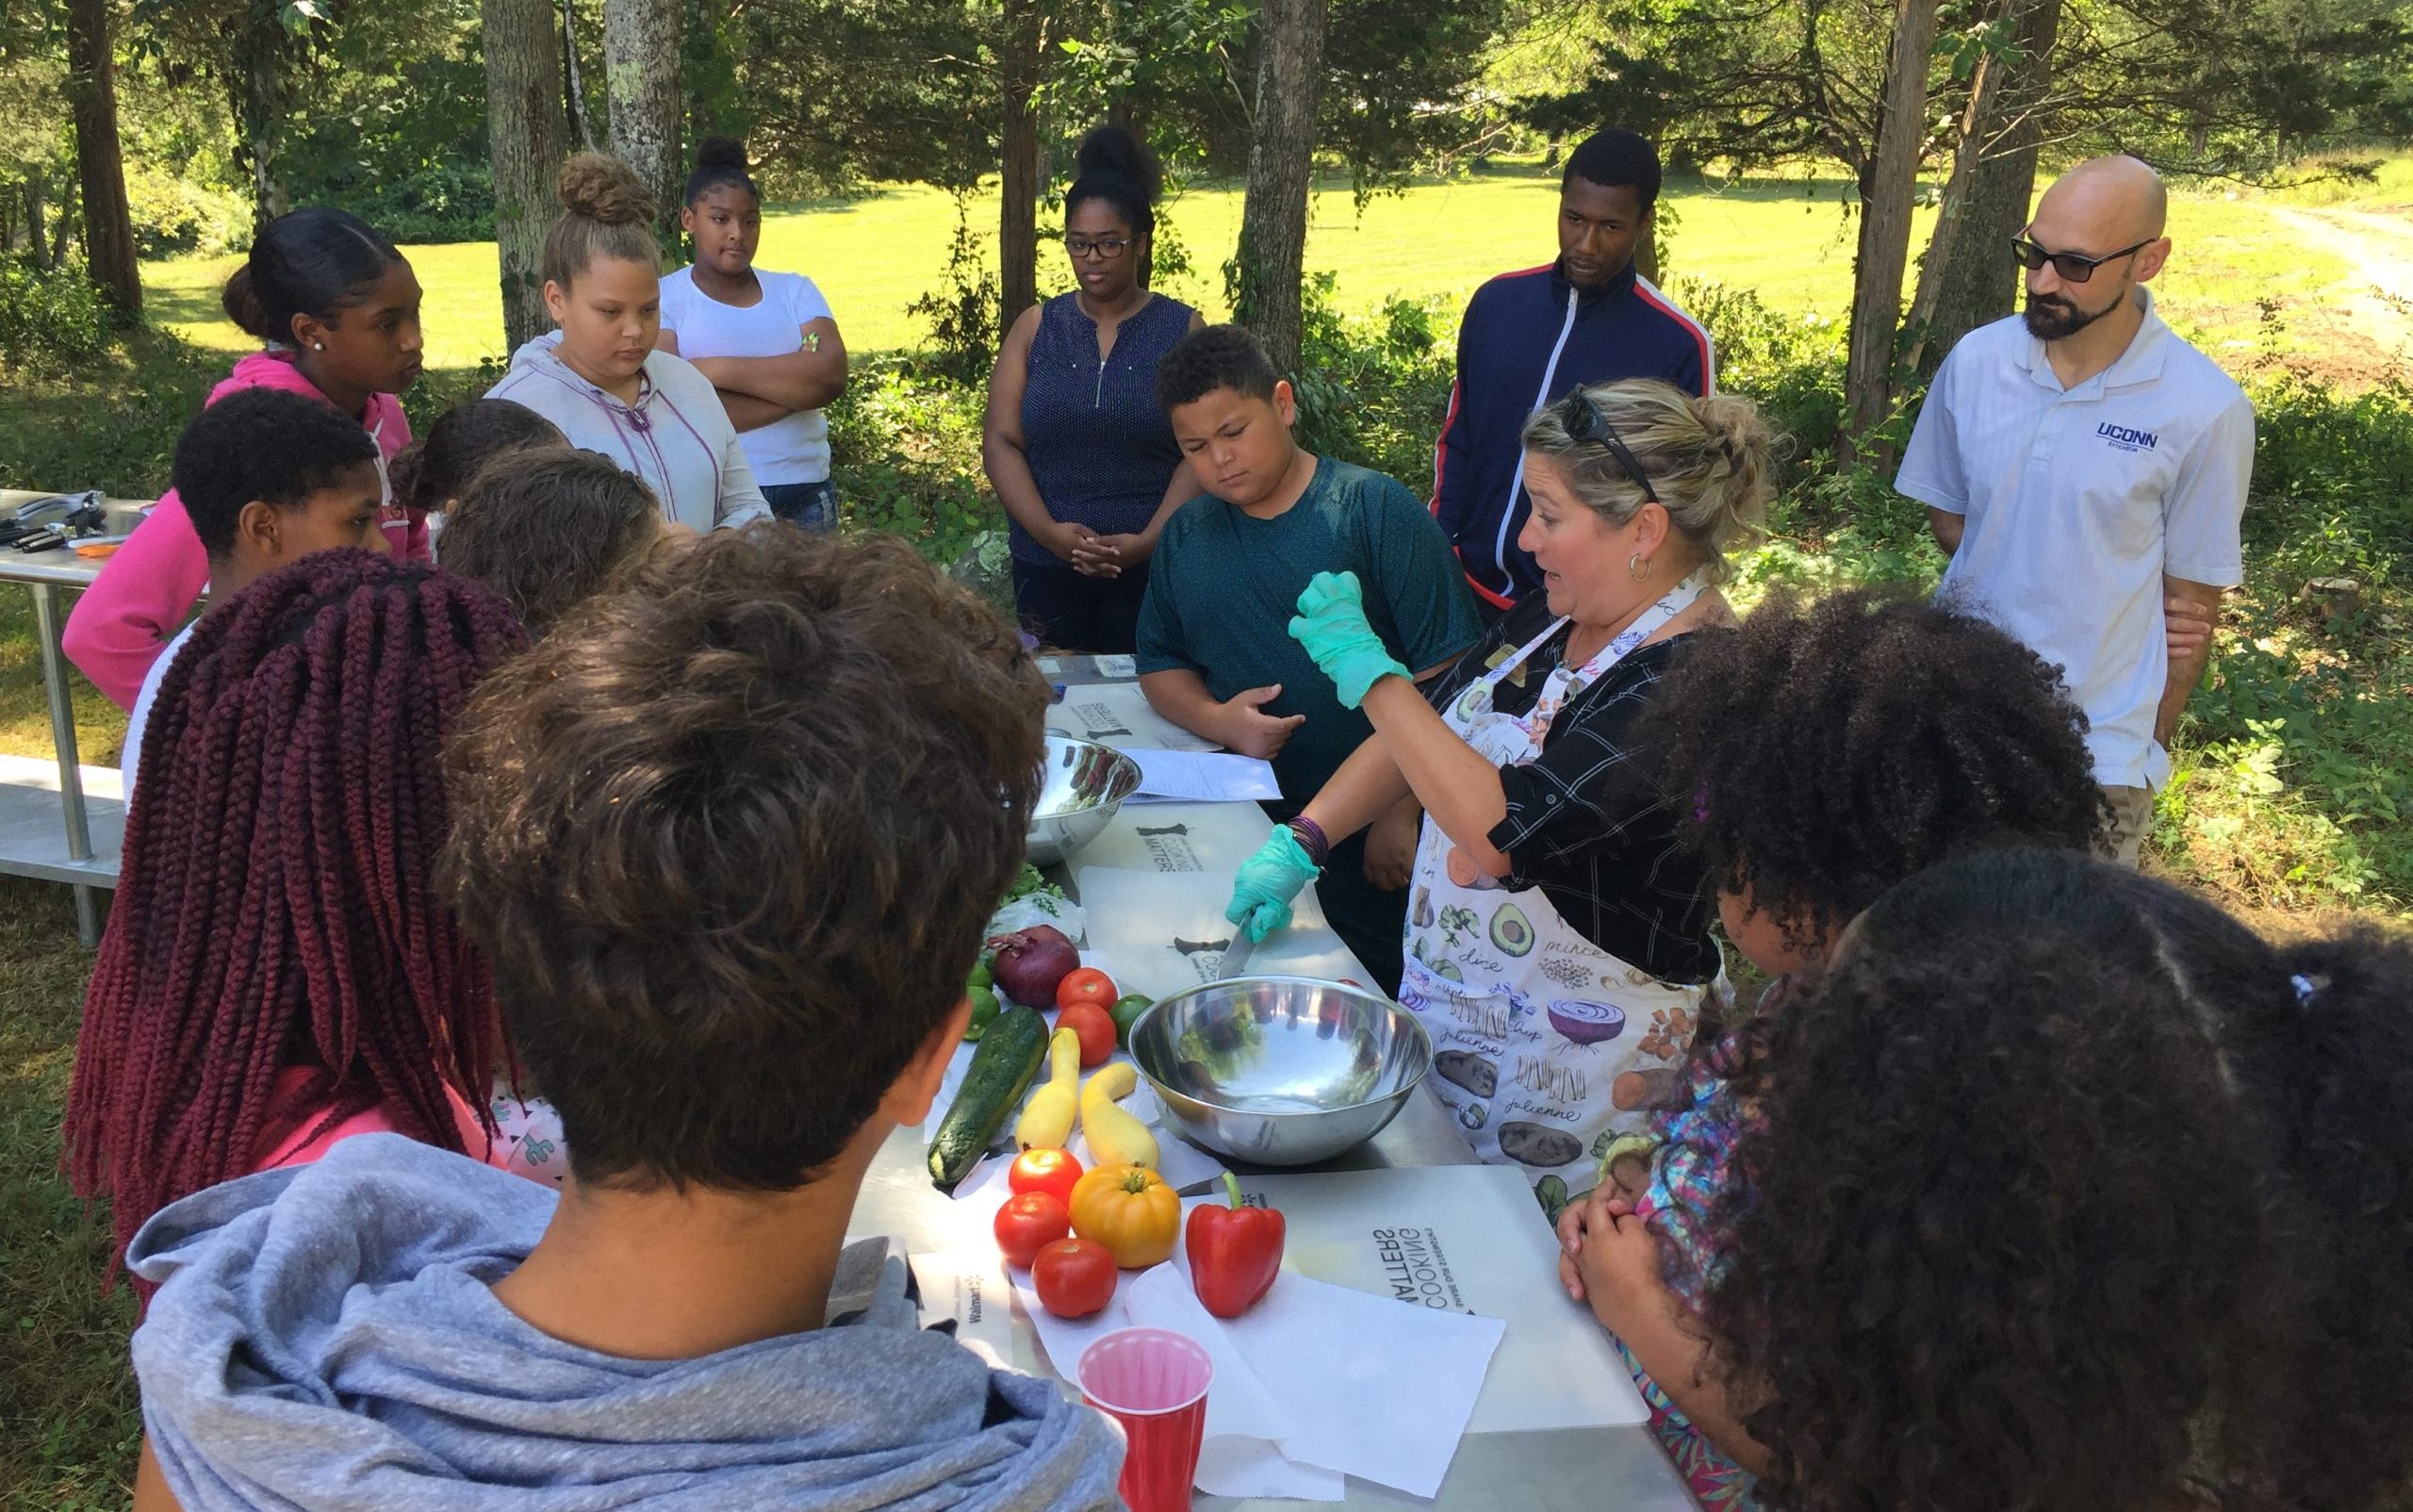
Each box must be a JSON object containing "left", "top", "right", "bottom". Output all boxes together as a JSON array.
[{"left": 1424, "top": 597, "right": 1719, "bottom": 985}]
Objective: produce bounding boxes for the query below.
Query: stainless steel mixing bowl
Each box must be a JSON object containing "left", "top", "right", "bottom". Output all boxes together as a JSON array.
[
  {"left": 1128, "top": 976, "right": 1433, "bottom": 1166},
  {"left": 1026, "top": 734, "right": 1142, "bottom": 865}
]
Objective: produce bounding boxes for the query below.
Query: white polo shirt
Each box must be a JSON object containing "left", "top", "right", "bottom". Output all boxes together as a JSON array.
[{"left": 1896, "top": 292, "right": 2254, "bottom": 790}]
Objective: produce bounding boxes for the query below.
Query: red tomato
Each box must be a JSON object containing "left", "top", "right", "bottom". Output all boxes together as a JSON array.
[
  {"left": 1031, "top": 1237, "right": 1118, "bottom": 1318},
  {"left": 1055, "top": 1002, "right": 1116, "bottom": 1067},
  {"left": 1056, "top": 967, "right": 1118, "bottom": 1012},
  {"left": 1010, "top": 1147, "right": 1085, "bottom": 1208},
  {"left": 993, "top": 1192, "right": 1071, "bottom": 1269}
]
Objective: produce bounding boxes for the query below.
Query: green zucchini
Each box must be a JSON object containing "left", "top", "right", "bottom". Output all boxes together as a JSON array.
[{"left": 927, "top": 1005, "right": 1048, "bottom": 1192}]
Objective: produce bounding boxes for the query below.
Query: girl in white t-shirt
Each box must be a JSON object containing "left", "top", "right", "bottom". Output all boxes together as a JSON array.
[{"left": 657, "top": 137, "right": 849, "bottom": 530}]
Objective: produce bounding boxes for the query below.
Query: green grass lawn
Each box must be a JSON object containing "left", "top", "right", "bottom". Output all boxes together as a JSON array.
[
  {"left": 137, "top": 166, "right": 2366, "bottom": 376},
  {"left": 0, "top": 872, "right": 139, "bottom": 1509}
]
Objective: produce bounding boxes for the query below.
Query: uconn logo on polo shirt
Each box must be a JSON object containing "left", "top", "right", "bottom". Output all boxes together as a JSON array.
[{"left": 2096, "top": 421, "right": 2160, "bottom": 453}]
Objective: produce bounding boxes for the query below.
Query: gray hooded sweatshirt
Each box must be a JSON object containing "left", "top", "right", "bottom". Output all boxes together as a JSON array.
[
  {"left": 484, "top": 335, "right": 771, "bottom": 534},
  {"left": 127, "top": 1135, "right": 1123, "bottom": 1511}
]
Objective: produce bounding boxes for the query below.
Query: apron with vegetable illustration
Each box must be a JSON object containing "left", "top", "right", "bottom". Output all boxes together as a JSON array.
[{"left": 1398, "top": 574, "right": 1723, "bottom": 1222}]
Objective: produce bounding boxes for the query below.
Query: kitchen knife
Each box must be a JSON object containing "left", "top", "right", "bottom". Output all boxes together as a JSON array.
[{"left": 1215, "top": 925, "right": 1258, "bottom": 980}]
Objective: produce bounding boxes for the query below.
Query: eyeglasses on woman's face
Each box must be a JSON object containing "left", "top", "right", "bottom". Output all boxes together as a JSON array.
[{"left": 1065, "top": 236, "right": 1132, "bottom": 261}]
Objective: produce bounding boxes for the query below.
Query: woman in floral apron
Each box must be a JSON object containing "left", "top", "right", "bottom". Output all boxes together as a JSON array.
[{"left": 1223, "top": 379, "right": 1777, "bottom": 1221}]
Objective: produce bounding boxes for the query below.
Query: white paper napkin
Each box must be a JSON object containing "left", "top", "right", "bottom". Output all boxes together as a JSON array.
[
  {"left": 1011, "top": 1257, "right": 1345, "bottom": 1501},
  {"left": 1005, "top": 1196, "right": 1508, "bottom": 1501}
]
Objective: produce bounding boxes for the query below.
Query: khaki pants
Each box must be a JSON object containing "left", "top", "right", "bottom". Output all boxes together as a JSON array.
[{"left": 2101, "top": 785, "right": 2154, "bottom": 867}]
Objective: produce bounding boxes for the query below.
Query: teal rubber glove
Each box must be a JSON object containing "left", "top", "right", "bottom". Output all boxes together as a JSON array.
[
  {"left": 1289, "top": 570, "right": 1408, "bottom": 710},
  {"left": 1225, "top": 825, "right": 1321, "bottom": 943}
]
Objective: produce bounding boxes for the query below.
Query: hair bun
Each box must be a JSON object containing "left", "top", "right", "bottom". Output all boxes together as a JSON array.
[
  {"left": 695, "top": 135, "right": 748, "bottom": 172},
  {"left": 1074, "top": 123, "right": 1161, "bottom": 206},
  {"left": 557, "top": 153, "right": 657, "bottom": 227},
  {"left": 1699, "top": 392, "right": 1776, "bottom": 468},
  {"left": 219, "top": 265, "right": 272, "bottom": 340}
]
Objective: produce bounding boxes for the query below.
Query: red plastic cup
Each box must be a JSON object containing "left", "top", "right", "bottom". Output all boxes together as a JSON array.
[{"left": 1076, "top": 1326, "right": 1213, "bottom": 1512}]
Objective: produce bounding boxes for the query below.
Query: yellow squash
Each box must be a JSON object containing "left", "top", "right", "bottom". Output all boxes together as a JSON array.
[
  {"left": 1079, "top": 1061, "right": 1159, "bottom": 1169},
  {"left": 1012, "top": 1027, "right": 1082, "bottom": 1150}
]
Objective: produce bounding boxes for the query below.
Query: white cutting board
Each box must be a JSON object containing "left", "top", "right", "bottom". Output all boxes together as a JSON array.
[
  {"left": 1070, "top": 799, "right": 1277, "bottom": 877},
  {"left": 1240, "top": 1163, "right": 1650, "bottom": 1433},
  {"left": 1075, "top": 865, "right": 1374, "bottom": 1002},
  {"left": 1045, "top": 681, "right": 1219, "bottom": 752}
]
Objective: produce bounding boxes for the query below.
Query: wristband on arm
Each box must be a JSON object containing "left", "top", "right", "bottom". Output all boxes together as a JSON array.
[{"left": 1286, "top": 815, "right": 1332, "bottom": 869}]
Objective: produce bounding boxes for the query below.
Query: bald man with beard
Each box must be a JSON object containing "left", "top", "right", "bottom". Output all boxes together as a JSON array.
[{"left": 1896, "top": 156, "right": 2254, "bottom": 865}]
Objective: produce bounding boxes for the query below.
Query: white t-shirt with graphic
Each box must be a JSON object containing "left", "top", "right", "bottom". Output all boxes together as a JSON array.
[{"left": 659, "top": 267, "right": 835, "bottom": 487}]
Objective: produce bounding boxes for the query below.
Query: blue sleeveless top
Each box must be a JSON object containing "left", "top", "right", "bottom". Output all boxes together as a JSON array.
[{"left": 1011, "top": 291, "right": 1196, "bottom": 565}]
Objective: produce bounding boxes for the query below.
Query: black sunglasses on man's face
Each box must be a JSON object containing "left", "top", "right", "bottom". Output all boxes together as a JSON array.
[{"left": 2010, "top": 234, "right": 2154, "bottom": 284}]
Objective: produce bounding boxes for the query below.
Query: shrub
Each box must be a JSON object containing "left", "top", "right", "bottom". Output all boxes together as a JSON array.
[
  {"left": 826, "top": 359, "right": 1002, "bottom": 575},
  {"left": 906, "top": 193, "right": 1002, "bottom": 386},
  {"left": 1671, "top": 278, "right": 1849, "bottom": 469},
  {"left": 123, "top": 166, "right": 251, "bottom": 258},
  {"left": 0, "top": 257, "right": 110, "bottom": 374},
  {"left": 309, "top": 159, "right": 497, "bottom": 246},
  {"left": 2156, "top": 373, "right": 2413, "bottom": 908},
  {"left": 1290, "top": 274, "right": 1456, "bottom": 493}
]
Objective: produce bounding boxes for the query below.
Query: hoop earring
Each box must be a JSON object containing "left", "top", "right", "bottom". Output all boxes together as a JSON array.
[{"left": 1628, "top": 553, "right": 1650, "bottom": 581}]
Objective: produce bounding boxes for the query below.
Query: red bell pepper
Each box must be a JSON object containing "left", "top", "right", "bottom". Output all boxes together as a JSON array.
[{"left": 1186, "top": 1171, "right": 1285, "bottom": 1319}]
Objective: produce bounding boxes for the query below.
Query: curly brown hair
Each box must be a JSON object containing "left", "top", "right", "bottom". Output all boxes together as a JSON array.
[
  {"left": 1694, "top": 848, "right": 2413, "bottom": 1512},
  {"left": 436, "top": 447, "right": 664, "bottom": 633},
  {"left": 439, "top": 525, "right": 1048, "bottom": 1192},
  {"left": 1651, "top": 585, "right": 2108, "bottom": 949}
]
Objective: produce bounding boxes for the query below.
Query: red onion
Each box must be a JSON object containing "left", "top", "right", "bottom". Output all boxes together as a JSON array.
[{"left": 989, "top": 925, "right": 1080, "bottom": 1008}]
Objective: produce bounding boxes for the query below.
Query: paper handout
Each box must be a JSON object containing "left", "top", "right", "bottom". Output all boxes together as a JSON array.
[{"left": 1123, "top": 748, "right": 1283, "bottom": 804}]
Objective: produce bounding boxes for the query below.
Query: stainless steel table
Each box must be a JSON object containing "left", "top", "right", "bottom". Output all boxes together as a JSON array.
[
  {"left": 0, "top": 489, "right": 153, "bottom": 945},
  {"left": 855, "top": 779, "right": 1701, "bottom": 1511}
]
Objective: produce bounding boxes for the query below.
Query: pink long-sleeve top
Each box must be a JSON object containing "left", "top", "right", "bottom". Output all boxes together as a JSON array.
[{"left": 63, "top": 352, "right": 423, "bottom": 710}]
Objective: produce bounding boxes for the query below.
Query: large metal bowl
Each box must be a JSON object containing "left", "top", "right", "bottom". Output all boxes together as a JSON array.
[
  {"left": 1027, "top": 734, "right": 1142, "bottom": 865},
  {"left": 1128, "top": 976, "right": 1433, "bottom": 1166}
]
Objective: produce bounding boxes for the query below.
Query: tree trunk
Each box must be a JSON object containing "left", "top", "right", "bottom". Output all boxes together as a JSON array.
[
  {"left": 234, "top": 0, "right": 294, "bottom": 235},
  {"left": 66, "top": 0, "right": 142, "bottom": 315},
  {"left": 562, "top": 0, "right": 599, "bottom": 152},
  {"left": 1635, "top": 219, "right": 1661, "bottom": 284},
  {"left": 1842, "top": 0, "right": 1942, "bottom": 455},
  {"left": 484, "top": 0, "right": 570, "bottom": 352},
  {"left": 603, "top": 0, "right": 682, "bottom": 252},
  {"left": 996, "top": 0, "right": 1044, "bottom": 336},
  {"left": 1233, "top": 0, "right": 1328, "bottom": 378},
  {"left": 1923, "top": 0, "right": 2061, "bottom": 370},
  {"left": 1903, "top": 2, "right": 2007, "bottom": 366},
  {"left": 24, "top": 177, "right": 51, "bottom": 271}
]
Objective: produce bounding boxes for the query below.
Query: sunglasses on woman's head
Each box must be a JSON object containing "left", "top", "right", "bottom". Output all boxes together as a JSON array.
[
  {"left": 1558, "top": 393, "right": 1663, "bottom": 507},
  {"left": 2009, "top": 235, "right": 2153, "bottom": 284}
]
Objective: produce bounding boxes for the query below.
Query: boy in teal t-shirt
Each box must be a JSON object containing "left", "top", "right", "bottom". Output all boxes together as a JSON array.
[{"left": 1136, "top": 324, "right": 1479, "bottom": 993}]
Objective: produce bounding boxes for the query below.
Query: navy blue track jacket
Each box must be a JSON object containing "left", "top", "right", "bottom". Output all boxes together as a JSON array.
[{"left": 1431, "top": 258, "right": 1715, "bottom": 610}]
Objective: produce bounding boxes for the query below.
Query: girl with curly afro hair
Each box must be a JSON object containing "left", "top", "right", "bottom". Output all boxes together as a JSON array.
[
  {"left": 1568, "top": 848, "right": 2413, "bottom": 1512},
  {"left": 1559, "top": 585, "right": 2109, "bottom": 1506}
]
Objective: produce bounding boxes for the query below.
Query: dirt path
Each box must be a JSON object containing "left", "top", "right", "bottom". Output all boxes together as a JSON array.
[{"left": 2263, "top": 204, "right": 2413, "bottom": 371}]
